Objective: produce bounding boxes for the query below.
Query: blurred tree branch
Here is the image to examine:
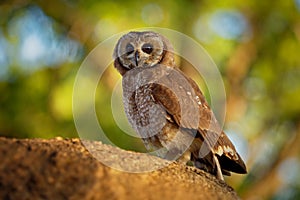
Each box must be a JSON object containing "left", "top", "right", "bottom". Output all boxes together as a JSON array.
[{"left": 242, "top": 122, "right": 300, "bottom": 199}]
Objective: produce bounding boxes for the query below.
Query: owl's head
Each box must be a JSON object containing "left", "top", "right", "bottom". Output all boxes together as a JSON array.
[{"left": 113, "top": 31, "right": 174, "bottom": 75}]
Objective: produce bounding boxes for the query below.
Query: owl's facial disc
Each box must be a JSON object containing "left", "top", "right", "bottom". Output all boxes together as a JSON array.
[
  {"left": 125, "top": 42, "right": 156, "bottom": 68},
  {"left": 117, "top": 32, "right": 165, "bottom": 69}
]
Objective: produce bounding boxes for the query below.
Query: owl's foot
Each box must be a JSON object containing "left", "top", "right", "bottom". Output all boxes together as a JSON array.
[{"left": 191, "top": 153, "right": 225, "bottom": 181}]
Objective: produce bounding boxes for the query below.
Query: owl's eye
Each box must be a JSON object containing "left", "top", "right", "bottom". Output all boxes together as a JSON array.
[
  {"left": 126, "top": 44, "right": 134, "bottom": 55},
  {"left": 141, "top": 43, "right": 153, "bottom": 54}
]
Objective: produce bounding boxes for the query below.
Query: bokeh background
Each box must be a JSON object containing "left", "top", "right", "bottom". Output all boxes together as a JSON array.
[{"left": 1, "top": 0, "right": 300, "bottom": 199}]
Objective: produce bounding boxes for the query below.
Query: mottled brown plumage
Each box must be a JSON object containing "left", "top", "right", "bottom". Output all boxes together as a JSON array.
[{"left": 113, "top": 31, "right": 247, "bottom": 180}]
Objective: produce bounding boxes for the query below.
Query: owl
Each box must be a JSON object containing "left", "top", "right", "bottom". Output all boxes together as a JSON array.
[{"left": 113, "top": 31, "right": 247, "bottom": 180}]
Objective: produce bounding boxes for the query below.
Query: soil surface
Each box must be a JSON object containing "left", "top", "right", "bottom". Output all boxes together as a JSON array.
[{"left": 0, "top": 137, "right": 239, "bottom": 200}]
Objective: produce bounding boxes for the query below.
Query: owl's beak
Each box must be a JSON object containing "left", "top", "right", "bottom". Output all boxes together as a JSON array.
[{"left": 134, "top": 51, "right": 140, "bottom": 67}]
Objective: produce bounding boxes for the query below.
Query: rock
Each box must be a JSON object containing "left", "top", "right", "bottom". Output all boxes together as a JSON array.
[{"left": 0, "top": 137, "right": 239, "bottom": 200}]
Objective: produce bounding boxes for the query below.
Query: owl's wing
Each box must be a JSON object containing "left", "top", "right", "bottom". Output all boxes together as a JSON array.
[{"left": 150, "top": 68, "right": 247, "bottom": 174}]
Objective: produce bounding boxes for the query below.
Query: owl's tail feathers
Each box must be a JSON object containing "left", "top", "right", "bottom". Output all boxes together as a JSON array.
[
  {"left": 191, "top": 151, "right": 246, "bottom": 180},
  {"left": 218, "top": 153, "right": 247, "bottom": 174}
]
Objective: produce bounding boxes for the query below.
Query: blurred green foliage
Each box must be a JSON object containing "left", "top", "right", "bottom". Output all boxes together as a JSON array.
[{"left": 1, "top": 0, "right": 300, "bottom": 199}]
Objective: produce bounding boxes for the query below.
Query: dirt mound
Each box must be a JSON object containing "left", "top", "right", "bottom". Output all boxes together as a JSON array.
[{"left": 0, "top": 137, "right": 238, "bottom": 200}]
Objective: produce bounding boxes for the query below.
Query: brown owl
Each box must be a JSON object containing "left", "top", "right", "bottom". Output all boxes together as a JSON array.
[{"left": 113, "top": 31, "right": 247, "bottom": 180}]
